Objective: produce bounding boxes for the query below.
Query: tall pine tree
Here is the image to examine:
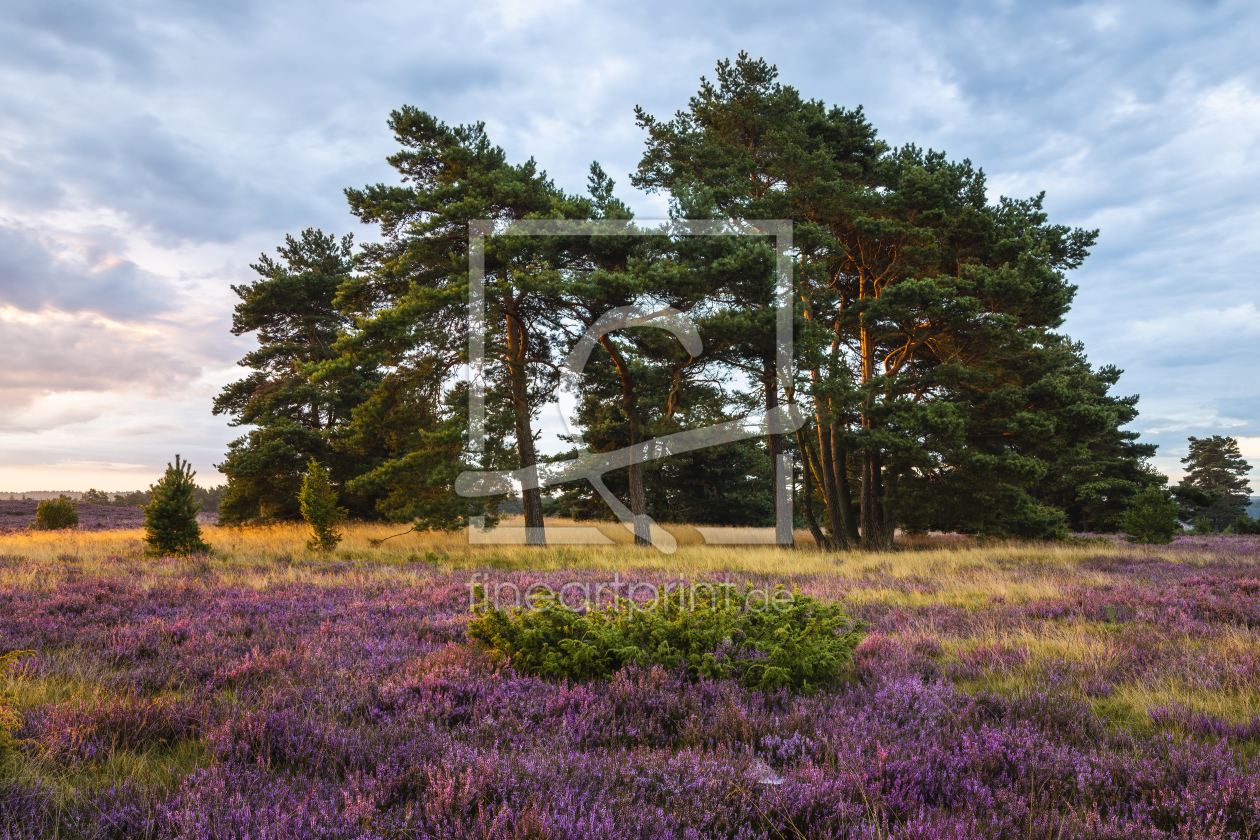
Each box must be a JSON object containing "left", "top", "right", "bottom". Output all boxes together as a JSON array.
[
  {"left": 1178, "top": 435, "right": 1253, "bottom": 531},
  {"left": 328, "top": 109, "right": 568, "bottom": 536},
  {"left": 634, "top": 54, "right": 1112, "bottom": 543},
  {"left": 214, "top": 229, "right": 382, "bottom": 523}
]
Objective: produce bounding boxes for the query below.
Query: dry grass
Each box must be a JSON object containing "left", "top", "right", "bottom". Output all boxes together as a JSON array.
[
  {"left": 0, "top": 518, "right": 1205, "bottom": 611},
  {"left": 0, "top": 519, "right": 1124, "bottom": 589}
]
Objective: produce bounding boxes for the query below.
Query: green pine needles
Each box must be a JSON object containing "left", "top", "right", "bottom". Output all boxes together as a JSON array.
[
  {"left": 33, "top": 495, "right": 78, "bottom": 530},
  {"left": 144, "top": 455, "right": 211, "bottom": 556},
  {"left": 468, "top": 585, "right": 865, "bottom": 693},
  {"left": 299, "top": 458, "right": 345, "bottom": 552},
  {"left": 1120, "top": 486, "right": 1180, "bottom": 544}
]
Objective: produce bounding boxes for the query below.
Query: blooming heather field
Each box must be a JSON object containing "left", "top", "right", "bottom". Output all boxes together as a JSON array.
[
  {"left": 1, "top": 525, "right": 1260, "bottom": 838},
  {"left": 0, "top": 502, "right": 218, "bottom": 535}
]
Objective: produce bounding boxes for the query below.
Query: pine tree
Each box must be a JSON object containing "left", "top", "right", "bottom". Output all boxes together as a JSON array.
[
  {"left": 1119, "top": 486, "right": 1179, "bottom": 544},
  {"left": 634, "top": 54, "right": 1099, "bottom": 543},
  {"left": 214, "top": 229, "right": 382, "bottom": 524},
  {"left": 330, "top": 109, "right": 567, "bottom": 538},
  {"left": 298, "top": 458, "right": 345, "bottom": 552},
  {"left": 143, "top": 455, "right": 211, "bottom": 556},
  {"left": 1178, "top": 435, "right": 1253, "bottom": 531},
  {"left": 1016, "top": 343, "right": 1163, "bottom": 533}
]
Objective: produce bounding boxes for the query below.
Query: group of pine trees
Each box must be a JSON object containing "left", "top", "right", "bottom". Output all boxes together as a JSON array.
[
  {"left": 80, "top": 486, "right": 224, "bottom": 512},
  {"left": 1173, "top": 435, "right": 1257, "bottom": 533},
  {"left": 212, "top": 54, "right": 1195, "bottom": 546},
  {"left": 1121, "top": 435, "right": 1256, "bottom": 543}
]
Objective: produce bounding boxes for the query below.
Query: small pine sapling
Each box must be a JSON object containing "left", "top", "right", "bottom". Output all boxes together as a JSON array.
[
  {"left": 33, "top": 495, "right": 78, "bottom": 530},
  {"left": 144, "top": 455, "right": 211, "bottom": 556},
  {"left": 299, "top": 458, "right": 345, "bottom": 552},
  {"left": 1120, "top": 486, "right": 1180, "bottom": 544}
]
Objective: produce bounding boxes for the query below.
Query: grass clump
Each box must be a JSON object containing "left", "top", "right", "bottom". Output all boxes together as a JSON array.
[
  {"left": 299, "top": 459, "right": 345, "bottom": 552},
  {"left": 143, "top": 455, "right": 211, "bottom": 557},
  {"left": 468, "top": 584, "right": 864, "bottom": 692},
  {"left": 0, "top": 650, "right": 32, "bottom": 752},
  {"left": 33, "top": 496, "right": 78, "bottom": 531}
]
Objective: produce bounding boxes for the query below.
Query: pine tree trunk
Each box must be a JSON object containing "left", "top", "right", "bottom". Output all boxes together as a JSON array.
[
  {"left": 818, "top": 421, "right": 851, "bottom": 549},
  {"left": 879, "top": 461, "right": 897, "bottom": 550},
  {"left": 601, "top": 336, "right": 651, "bottom": 546},
  {"left": 861, "top": 449, "right": 894, "bottom": 550},
  {"left": 766, "top": 361, "right": 793, "bottom": 546},
  {"left": 858, "top": 279, "right": 881, "bottom": 550},
  {"left": 808, "top": 363, "right": 854, "bottom": 550},
  {"left": 861, "top": 453, "right": 871, "bottom": 551},
  {"left": 628, "top": 446, "right": 650, "bottom": 547},
  {"left": 505, "top": 306, "right": 545, "bottom": 546},
  {"left": 797, "top": 427, "right": 829, "bottom": 549},
  {"left": 831, "top": 435, "right": 860, "bottom": 545}
]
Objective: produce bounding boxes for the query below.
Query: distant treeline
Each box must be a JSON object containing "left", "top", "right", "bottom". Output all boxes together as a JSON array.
[{"left": 71, "top": 486, "right": 226, "bottom": 513}]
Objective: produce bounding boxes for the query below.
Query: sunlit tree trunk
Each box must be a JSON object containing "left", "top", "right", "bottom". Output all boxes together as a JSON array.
[
  {"left": 796, "top": 424, "right": 829, "bottom": 548},
  {"left": 505, "top": 303, "right": 545, "bottom": 545},
  {"left": 831, "top": 431, "right": 860, "bottom": 545}
]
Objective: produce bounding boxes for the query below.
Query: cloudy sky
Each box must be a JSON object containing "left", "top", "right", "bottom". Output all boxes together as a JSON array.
[{"left": 1, "top": 0, "right": 1258, "bottom": 491}]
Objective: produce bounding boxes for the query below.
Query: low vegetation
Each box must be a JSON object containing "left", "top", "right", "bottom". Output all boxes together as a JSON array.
[
  {"left": 0, "top": 651, "right": 30, "bottom": 753},
  {"left": 297, "top": 458, "right": 345, "bottom": 552},
  {"left": 32, "top": 496, "right": 77, "bottom": 531},
  {"left": 1, "top": 523, "right": 1259, "bottom": 837},
  {"left": 469, "top": 584, "right": 864, "bottom": 690}
]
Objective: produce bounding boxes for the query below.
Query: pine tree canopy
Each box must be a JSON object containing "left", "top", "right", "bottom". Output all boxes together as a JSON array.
[
  {"left": 1177, "top": 435, "right": 1253, "bottom": 531},
  {"left": 213, "top": 229, "right": 383, "bottom": 524},
  {"left": 144, "top": 455, "right": 211, "bottom": 557},
  {"left": 213, "top": 54, "right": 1166, "bottom": 543}
]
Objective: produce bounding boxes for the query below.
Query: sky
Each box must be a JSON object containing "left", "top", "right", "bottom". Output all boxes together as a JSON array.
[{"left": 1, "top": 0, "right": 1258, "bottom": 491}]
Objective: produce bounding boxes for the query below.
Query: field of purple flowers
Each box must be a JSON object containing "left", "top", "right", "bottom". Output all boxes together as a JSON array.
[
  {"left": 1, "top": 536, "right": 1259, "bottom": 838},
  {"left": 0, "top": 501, "right": 217, "bottom": 535}
]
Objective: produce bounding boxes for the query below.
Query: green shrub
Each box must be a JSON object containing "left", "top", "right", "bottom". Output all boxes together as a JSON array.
[
  {"left": 143, "top": 455, "right": 211, "bottom": 556},
  {"left": 33, "top": 495, "right": 78, "bottom": 530},
  {"left": 1119, "top": 486, "right": 1180, "bottom": 544},
  {"left": 299, "top": 458, "right": 345, "bottom": 552},
  {"left": 468, "top": 584, "right": 864, "bottom": 692},
  {"left": 1233, "top": 514, "right": 1260, "bottom": 535}
]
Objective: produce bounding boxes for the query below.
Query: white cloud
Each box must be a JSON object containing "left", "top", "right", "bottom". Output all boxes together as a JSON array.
[
  {"left": 0, "top": 307, "right": 201, "bottom": 416},
  {"left": 1, "top": 0, "right": 1259, "bottom": 489},
  {"left": 1142, "top": 413, "right": 1249, "bottom": 436}
]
